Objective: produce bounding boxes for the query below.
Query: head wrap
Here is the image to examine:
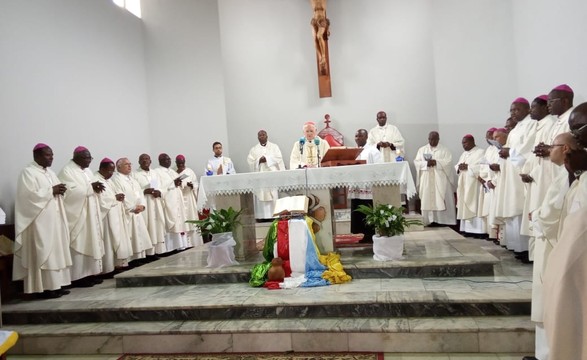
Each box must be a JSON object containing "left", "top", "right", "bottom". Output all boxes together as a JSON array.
[
  {"left": 512, "top": 97, "right": 529, "bottom": 105},
  {"left": 552, "top": 84, "right": 573, "bottom": 93},
  {"left": 74, "top": 146, "right": 88, "bottom": 153},
  {"left": 33, "top": 143, "right": 49, "bottom": 151},
  {"left": 176, "top": 154, "right": 185, "bottom": 161}
]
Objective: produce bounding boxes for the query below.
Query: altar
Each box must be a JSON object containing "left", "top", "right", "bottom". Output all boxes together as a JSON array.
[{"left": 198, "top": 162, "right": 416, "bottom": 260}]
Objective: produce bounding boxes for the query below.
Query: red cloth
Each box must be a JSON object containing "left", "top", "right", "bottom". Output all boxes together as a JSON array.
[
  {"left": 276, "top": 220, "right": 292, "bottom": 278},
  {"left": 263, "top": 281, "right": 281, "bottom": 290}
]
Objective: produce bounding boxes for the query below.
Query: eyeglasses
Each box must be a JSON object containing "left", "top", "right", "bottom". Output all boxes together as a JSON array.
[
  {"left": 571, "top": 124, "right": 587, "bottom": 147},
  {"left": 547, "top": 98, "right": 561, "bottom": 104}
]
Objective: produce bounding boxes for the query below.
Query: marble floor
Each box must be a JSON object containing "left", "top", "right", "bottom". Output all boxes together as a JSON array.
[{"left": 2, "top": 228, "right": 535, "bottom": 358}]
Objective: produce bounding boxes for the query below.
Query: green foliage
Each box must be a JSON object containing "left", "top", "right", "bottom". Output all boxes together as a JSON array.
[
  {"left": 354, "top": 204, "right": 422, "bottom": 237},
  {"left": 186, "top": 207, "right": 243, "bottom": 236}
]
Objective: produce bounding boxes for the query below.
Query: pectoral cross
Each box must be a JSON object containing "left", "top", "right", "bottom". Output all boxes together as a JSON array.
[{"left": 310, "top": 0, "right": 331, "bottom": 98}]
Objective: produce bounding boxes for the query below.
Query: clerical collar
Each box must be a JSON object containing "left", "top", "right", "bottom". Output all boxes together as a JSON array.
[
  {"left": 378, "top": 125, "right": 387, "bottom": 130},
  {"left": 574, "top": 170, "right": 584, "bottom": 179},
  {"left": 260, "top": 143, "right": 267, "bottom": 147},
  {"left": 215, "top": 155, "right": 222, "bottom": 158}
]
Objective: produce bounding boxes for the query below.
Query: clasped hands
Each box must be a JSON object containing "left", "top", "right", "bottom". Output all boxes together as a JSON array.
[
  {"left": 377, "top": 141, "right": 396, "bottom": 150},
  {"left": 426, "top": 159, "right": 437, "bottom": 167},
  {"left": 91, "top": 181, "right": 105, "bottom": 193},
  {"left": 498, "top": 147, "right": 510, "bottom": 159},
  {"left": 533, "top": 142, "right": 551, "bottom": 158},
  {"left": 144, "top": 188, "right": 162, "bottom": 198},
  {"left": 52, "top": 183, "right": 67, "bottom": 196},
  {"left": 489, "top": 163, "right": 500, "bottom": 171},
  {"left": 458, "top": 163, "right": 468, "bottom": 171}
]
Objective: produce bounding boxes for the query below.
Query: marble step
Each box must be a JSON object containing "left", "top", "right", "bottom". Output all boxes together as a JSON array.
[
  {"left": 2, "top": 278, "right": 531, "bottom": 325},
  {"left": 6, "top": 316, "right": 534, "bottom": 355},
  {"left": 113, "top": 230, "right": 499, "bottom": 288}
]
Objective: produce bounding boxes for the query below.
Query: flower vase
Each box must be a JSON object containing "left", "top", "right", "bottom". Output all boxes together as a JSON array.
[
  {"left": 207, "top": 232, "right": 239, "bottom": 268},
  {"left": 372, "top": 234, "right": 405, "bottom": 261}
]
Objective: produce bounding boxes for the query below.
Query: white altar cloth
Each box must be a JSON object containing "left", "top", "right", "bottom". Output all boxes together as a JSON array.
[{"left": 197, "top": 162, "right": 416, "bottom": 210}]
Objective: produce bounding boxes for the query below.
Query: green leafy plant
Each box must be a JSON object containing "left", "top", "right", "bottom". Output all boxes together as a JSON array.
[
  {"left": 186, "top": 207, "right": 243, "bottom": 237},
  {"left": 354, "top": 204, "right": 422, "bottom": 237}
]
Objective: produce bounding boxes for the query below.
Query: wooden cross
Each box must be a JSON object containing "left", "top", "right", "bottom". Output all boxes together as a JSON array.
[{"left": 310, "top": 0, "right": 331, "bottom": 98}]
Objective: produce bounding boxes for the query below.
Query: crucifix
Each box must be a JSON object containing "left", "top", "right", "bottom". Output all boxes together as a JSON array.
[{"left": 310, "top": 0, "right": 331, "bottom": 98}]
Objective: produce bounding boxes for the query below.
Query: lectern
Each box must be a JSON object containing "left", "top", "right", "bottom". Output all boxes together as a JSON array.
[{"left": 320, "top": 147, "right": 364, "bottom": 167}]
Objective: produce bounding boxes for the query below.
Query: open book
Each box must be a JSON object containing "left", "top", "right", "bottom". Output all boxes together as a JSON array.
[{"left": 273, "top": 195, "right": 309, "bottom": 216}]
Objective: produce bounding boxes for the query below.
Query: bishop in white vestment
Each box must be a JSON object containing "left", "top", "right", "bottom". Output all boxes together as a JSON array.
[
  {"left": 13, "top": 144, "right": 72, "bottom": 297},
  {"left": 247, "top": 130, "right": 285, "bottom": 219},
  {"left": 289, "top": 121, "right": 330, "bottom": 169},
  {"left": 58, "top": 147, "right": 105, "bottom": 284}
]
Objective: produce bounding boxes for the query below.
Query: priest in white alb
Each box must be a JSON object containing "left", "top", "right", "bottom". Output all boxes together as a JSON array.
[
  {"left": 110, "top": 158, "right": 153, "bottom": 260},
  {"left": 519, "top": 95, "right": 558, "bottom": 259},
  {"left": 529, "top": 132, "right": 575, "bottom": 360},
  {"left": 207, "top": 142, "right": 236, "bottom": 175},
  {"left": 414, "top": 131, "right": 456, "bottom": 226},
  {"left": 247, "top": 130, "right": 285, "bottom": 220},
  {"left": 133, "top": 153, "right": 166, "bottom": 255},
  {"left": 95, "top": 158, "right": 133, "bottom": 274},
  {"left": 367, "top": 111, "right": 406, "bottom": 162},
  {"left": 455, "top": 134, "right": 486, "bottom": 236},
  {"left": 494, "top": 98, "right": 537, "bottom": 257},
  {"left": 12, "top": 144, "right": 72, "bottom": 298},
  {"left": 155, "top": 153, "right": 190, "bottom": 252},
  {"left": 175, "top": 154, "right": 203, "bottom": 247},
  {"left": 478, "top": 128, "right": 501, "bottom": 240},
  {"left": 349, "top": 129, "right": 383, "bottom": 243},
  {"left": 58, "top": 146, "right": 105, "bottom": 287},
  {"left": 289, "top": 121, "right": 330, "bottom": 169}
]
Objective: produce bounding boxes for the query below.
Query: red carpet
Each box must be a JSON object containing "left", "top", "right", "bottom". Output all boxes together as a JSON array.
[{"left": 118, "top": 353, "right": 383, "bottom": 360}]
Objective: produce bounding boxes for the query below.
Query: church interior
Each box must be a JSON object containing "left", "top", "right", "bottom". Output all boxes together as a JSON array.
[{"left": 0, "top": 0, "right": 585, "bottom": 358}]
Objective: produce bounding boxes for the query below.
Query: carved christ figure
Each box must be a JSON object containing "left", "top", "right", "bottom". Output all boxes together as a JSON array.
[{"left": 310, "top": 0, "right": 330, "bottom": 75}]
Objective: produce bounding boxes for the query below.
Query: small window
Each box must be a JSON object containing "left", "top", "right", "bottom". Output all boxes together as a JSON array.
[{"left": 113, "top": 0, "right": 141, "bottom": 19}]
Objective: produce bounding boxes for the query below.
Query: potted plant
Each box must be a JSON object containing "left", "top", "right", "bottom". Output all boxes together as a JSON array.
[
  {"left": 186, "top": 207, "right": 243, "bottom": 267},
  {"left": 355, "top": 204, "right": 422, "bottom": 261}
]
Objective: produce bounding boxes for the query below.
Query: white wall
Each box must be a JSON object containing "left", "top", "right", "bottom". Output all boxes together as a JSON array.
[
  {"left": 2, "top": 0, "right": 587, "bottom": 223},
  {"left": 218, "top": 0, "right": 439, "bottom": 171},
  {"left": 0, "top": 0, "right": 150, "bottom": 222},
  {"left": 512, "top": 0, "right": 586, "bottom": 104},
  {"left": 431, "top": 0, "right": 517, "bottom": 157},
  {"left": 141, "top": 0, "right": 228, "bottom": 170}
]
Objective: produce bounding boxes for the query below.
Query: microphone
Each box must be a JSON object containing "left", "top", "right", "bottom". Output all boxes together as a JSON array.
[
  {"left": 314, "top": 138, "right": 321, "bottom": 167},
  {"left": 298, "top": 137, "right": 306, "bottom": 169}
]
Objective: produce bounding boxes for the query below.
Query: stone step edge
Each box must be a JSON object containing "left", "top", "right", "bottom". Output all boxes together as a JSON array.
[{"left": 7, "top": 316, "right": 533, "bottom": 336}]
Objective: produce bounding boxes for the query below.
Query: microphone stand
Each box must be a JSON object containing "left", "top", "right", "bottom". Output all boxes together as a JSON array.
[{"left": 298, "top": 140, "right": 304, "bottom": 169}]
